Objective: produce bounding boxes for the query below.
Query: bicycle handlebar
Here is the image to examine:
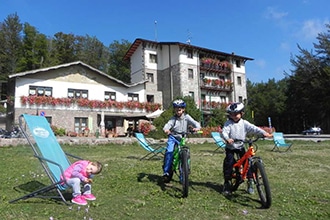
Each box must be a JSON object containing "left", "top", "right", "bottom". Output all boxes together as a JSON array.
[
  {"left": 168, "top": 130, "right": 203, "bottom": 137},
  {"left": 233, "top": 136, "right": 263, "bottom": 145}
]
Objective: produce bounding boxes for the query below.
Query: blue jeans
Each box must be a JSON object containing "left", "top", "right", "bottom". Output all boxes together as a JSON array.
[
  {"left": 66, "top": 177, "right": 92, "bottom": 197},
  {"left": 163, "top": 136, "right": 178, "bottom": 174}
]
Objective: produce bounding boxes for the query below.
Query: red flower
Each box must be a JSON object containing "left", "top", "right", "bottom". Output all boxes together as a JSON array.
[{"left": 19, "top": 96, "right": 161, "bottom": 112}]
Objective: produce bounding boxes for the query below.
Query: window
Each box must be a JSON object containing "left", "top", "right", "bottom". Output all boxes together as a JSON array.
[
  {"left": 105, "top": 91, "right": 116, "bottom": 101},
  {"left": 68, "top": 89, "right": 88, "bottom": 99},
  {"left": 29, "top": 86, "right": 53, "bottom": 97},
  {"left": 45, "top": 116, "right": 52, "bottom": 124},
  {"left": 237, "top": 76, "right": 242, "bottom": 85},
  {"left": 236, "top": 60, "right": 241, "bottom": 68},
  {"left": 189, "top": 91, "right": 194, "bottom": 101},
  {"left": 74, "top": 117, "right": 88, "bottom": 133},
  {"left": 239, "top": 96, "right": 243, "bottom": 103},
  {"left": 128, "top": 93, "right": 139, "bottom": 101},
  {"left": 146, "top": 73, "right": 154, "bottom": 83},
  {"left": 220, "top": 96, "right": 226, "bottom": 103},
  {"left": 188, "top": 69, "right": 193, "bottom": 79},
  {"left": 149, "top": 54, "right": 157, "bottom": 63},
  {"left": 147, "top": 95, "right": 154, "bottom": 103},
  {"left": 187, "top": 49, "right": 193, "bottom": 59}
]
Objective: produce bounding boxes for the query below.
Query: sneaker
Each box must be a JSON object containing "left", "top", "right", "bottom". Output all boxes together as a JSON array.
[
  {"left": 71, "top": 195, "right": 87, "bottom": 205},
  {"left": 83, "top": 193, "right": 96, "bottom": 201},
  {"left": 223, "top": 181, "right": 232, "bottom": 195},
  {"left": 247, "top": 179, "right": 254, "bottom": 194},
  {"left": 163, "top": 173, "right": 170, "bottom": 183}
]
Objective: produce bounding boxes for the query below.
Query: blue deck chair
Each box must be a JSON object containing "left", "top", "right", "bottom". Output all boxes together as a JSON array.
[
  {"left": 211, "top": 132, "right": 226, "bottom": 153},
  {"left": 10, "top": 114, "right": 81, "bottom": 205},
  {"left": 272, "top": 132, "right": 293, "bottom": 152},
  {"left": 135, "top": 133, "right": 166, "bottom": 160}
]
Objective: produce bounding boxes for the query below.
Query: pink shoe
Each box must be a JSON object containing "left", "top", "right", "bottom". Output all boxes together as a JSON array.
[
  {"left": 83, "top": 193, "right": 96, "bottom": 201},
  {"left": 71, "top": 195, "right": 87, "bottom": 205}
]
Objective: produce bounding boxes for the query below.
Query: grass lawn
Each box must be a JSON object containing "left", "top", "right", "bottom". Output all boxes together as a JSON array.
[{"left": 1, "top": 139, "right": 330, "bottom": 220}]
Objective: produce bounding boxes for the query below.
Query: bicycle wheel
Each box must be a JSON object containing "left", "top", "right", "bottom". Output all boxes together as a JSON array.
[
  {"left": 253, "top": 160, "right": 272, "bottom": 208},
  {"left": 180, "top": 149, "right": 190, "bottom": 198}
]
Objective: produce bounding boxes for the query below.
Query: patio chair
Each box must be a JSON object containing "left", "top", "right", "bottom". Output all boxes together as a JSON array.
[
  {"left": 272, "top": 132, "right": 293, "bottom": 152},
  {"left": 135, "top": 133, "right": 166, "bottom": 160},
  {"left": 9, "top": 114, "right": 82, "bottom": 205},
  {"left": 211, "top": 132, "right": 226, "bottom": 153}
]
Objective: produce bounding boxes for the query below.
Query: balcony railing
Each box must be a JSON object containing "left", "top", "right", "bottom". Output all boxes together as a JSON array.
[
  {"left": 200, "top": 80, "right": 233, "bottom": 92},
  {"left": 201, "top": 101, "right": 228, "bottom": 110},
  {"left": 200, "top": 62, "right": 231, "bottom": 74},
  {"left": 19, "top": 96, "right": 162, "bottom": 113}
]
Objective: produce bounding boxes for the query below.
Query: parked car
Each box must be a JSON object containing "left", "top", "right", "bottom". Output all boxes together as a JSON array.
[{"left": 302, "top": 127, "right": 322, "bottom": 135}]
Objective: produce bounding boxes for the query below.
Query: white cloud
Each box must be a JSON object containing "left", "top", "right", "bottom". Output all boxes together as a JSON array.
[
  {"left": 264, "top": 7, "right": 288, "bottom": 20},
  {"left": 299, "top": 19, "right": 328, "bottom": 40},
  {"left": 280, "top": 42, "right": 291, "bottom": 51},
  {"left": 255, "top": 59, "right": 266, "bottom": 69}
]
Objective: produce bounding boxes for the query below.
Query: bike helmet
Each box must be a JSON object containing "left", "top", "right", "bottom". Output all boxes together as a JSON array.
[
  {"left": 172, "top": 99, "right": 186, "bottom": 108},
  {"left": 226, "top": 102, "right": 244, "bottom": 114}
]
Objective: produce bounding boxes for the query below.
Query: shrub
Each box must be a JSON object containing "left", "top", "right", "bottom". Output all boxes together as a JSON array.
[{"left": 51, "top": 125, "right": 66, "bottom": 136}]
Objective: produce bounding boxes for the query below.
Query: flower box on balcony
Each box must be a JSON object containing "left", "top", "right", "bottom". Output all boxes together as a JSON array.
[{"left": 20, "top": 96, "right": 162, "bottom": 112}]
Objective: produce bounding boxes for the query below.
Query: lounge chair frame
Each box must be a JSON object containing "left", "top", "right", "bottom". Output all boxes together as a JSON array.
[
  {"left": 211, "top": 132, "right": 226, "bottom": 153},
  {"left": 135, "top": 132, "right": 166, "bottom": 160},
  {"left": 10, "top": 114, "right": 81, "bottom": 205}
]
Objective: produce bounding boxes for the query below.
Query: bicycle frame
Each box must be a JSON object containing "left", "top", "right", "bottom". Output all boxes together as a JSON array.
[
  {"left": 168, "top": 134, "right": 189, "bottom": 175},
  {"left": 233, "top": 144, "right": 255, "bottom": 181}
]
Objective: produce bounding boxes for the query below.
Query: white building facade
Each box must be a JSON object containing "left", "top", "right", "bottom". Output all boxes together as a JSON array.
[
  {"left": 8, "top": 61, "right": 160, "bottom": 136},
  {"left": 124, "top": 38, "right": 253, "bottom": 113}
]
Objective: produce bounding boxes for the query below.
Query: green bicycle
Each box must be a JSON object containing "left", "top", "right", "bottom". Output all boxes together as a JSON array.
[{"left": 166, "top": 130, "right": 202, "bottom": 198}]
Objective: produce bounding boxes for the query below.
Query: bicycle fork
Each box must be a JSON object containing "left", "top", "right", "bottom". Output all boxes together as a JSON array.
[{"left": 251, "top": 156, "right": 263, "bottom": 181}]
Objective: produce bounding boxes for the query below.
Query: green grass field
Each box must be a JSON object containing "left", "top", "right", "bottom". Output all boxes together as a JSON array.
[{"left": 1, "top": 139, "right": 330, "bottom": 220}]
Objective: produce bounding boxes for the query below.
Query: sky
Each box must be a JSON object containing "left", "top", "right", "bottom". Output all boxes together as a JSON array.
[{"left": 1, "top": 0, "right": 329, "bottom": 83}]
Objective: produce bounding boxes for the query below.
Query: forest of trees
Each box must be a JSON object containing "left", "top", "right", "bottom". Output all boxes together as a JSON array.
[{"left": 1, "top": 13, "right": 330, "bottom": 134}]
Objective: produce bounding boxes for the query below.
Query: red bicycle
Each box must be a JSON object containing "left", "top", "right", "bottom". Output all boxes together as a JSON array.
[{"left": 229, "top": 136, "right": 272, "bottom": 208}]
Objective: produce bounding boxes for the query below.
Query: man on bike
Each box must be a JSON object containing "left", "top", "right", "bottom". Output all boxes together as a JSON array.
[
  {"left": 221, "top": 102, "right": 272, "bottom": 195},
  {"left": 162, "top": 99, "right": 201, "bottom": 183}
]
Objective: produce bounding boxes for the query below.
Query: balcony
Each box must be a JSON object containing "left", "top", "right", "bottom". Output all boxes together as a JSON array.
[
  {"left": 200, "top": 59, "right": 232, "bottom": 74},
  {"left": 201, "top": 101, "right": 228, "bottom": 110},
  {"left": 19, "top": 96, "right": 162, "bottom": 113},
  {"left": 200, "top": 79, "right": 233, "bottom": 92}
]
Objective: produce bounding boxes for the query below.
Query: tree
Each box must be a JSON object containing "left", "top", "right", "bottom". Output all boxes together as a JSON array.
[
  {"left": 286, "top": 23, "right": 330, "bottom": 133},
  {"left": 0, "top": 13, "right": 23, "bottom": 79},
  {"left": 247, "top": 78, "right": 288, "bottom": 130},
  {"left": 206, "top": 107, "right": 227, "bottom": 128},
  {"left": 75, "top": 34, "right": 110, "bottom": 72},
  {"left": 107, "top": 39, "right": 131, "bottom": 83},
  {"left": 17, "top": 22, "right": 48, "bottom": 72},
  {"left": 151, "top": 96, "right": 202, "bottom": 138},
  {"left": 49, "top": 32, "right": 78, "bottom": 65}
]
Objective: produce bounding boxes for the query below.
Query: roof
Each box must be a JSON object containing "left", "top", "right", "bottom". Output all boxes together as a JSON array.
[
  {"left": 124, "top": 38, "right": 254, "bottom": 61},
  {"left": 8, "top": 61, "right": 146, "bottom": 88}
]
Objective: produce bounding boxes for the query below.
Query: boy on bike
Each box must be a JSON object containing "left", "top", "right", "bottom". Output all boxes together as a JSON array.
[
  {"left": 221, "top": 102, "right": 272, "bottom": 195},
  {"left": 162, "top": 99, "right": 201, "bottom": 183}
]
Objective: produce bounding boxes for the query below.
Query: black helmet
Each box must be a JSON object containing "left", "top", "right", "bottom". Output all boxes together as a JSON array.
[
  {"left": 226, "top": 102, "right": 244, "bottom": 114},
  {"left": 172, "top": 99, "right": 186, "bottom": 108}
]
